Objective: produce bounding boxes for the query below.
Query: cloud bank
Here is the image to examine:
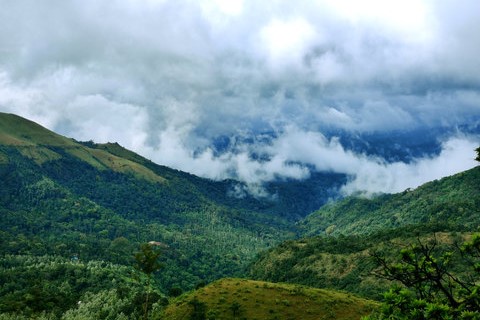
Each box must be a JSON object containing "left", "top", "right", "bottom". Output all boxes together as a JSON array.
[{"left": 0, "top": 0, "right": 479, "bottom": 194}]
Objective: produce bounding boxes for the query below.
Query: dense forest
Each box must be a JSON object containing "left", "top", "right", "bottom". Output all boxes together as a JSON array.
[{"left": 1, "top": 112, "right": 479, "bottom": 319}]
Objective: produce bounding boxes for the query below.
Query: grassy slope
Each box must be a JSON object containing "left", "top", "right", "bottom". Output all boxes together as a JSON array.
[
  {"left": 161, "top": 278, "right": 378, "bottom": 320},
  {"left": 249, "top": 228, "right": 469, "bottom": 299},
  {"left": 0, "top": 112, "right": 166, "bottom": 181},
  {"left": 0, "top": 113, "right": 76, "bottom": 147},
  {"left": 301, "top": 166, "right": 480, "bottom": 236}
]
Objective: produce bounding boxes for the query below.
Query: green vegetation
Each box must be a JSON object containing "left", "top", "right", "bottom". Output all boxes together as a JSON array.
[
  {"left": 162, "top": 278, "right": 378, "bottom": 320},
  {"left": 301, "top": 166, "right": 480, "bottom": 236},
  {"left": 250, "top": 225, "right": 471, "bottom": 299},
  {"left": 250, "top": 159, "right": 480, "bottom": 302},
  {"left": 0, "top": 254, "right": 161, "bottom": 319},
  {"left": 134, "top": 243, "right": 163, "bottom": 319},
  {"left": 0, "top": 113, "right": 77, "bottom": 147},
  {"left": 364, "top": 234, "right": 480, "bottom": 319},
  {"left": 0, "top": 143, "right": 287, "bottom": 292},
  {"left": 0, "top": 112, "right": 297, "bottom": 318},
  {"left": 1, "top": 113, "right": 478, "bottom": 319}
]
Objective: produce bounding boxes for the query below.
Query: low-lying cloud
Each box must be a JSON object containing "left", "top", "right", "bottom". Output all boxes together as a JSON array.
[
  {"left": 142, "top": 125, "right": 479, "bottom": 196},
  {"left": 0, "top": 0, "right": 479, "bottom": 195}
]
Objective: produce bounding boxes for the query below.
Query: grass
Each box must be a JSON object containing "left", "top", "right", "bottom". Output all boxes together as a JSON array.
[
  {"left": 0, "top": 112, "right": 166, "bottom": 183},
  {"left": 161, "top": 278, "right": 378, "bottom": 320},
  {"left": 66, "top": 146, "right": 166, "bottom": 183},
  {"left": 17, "top": 146, "right": 62, "bottom": 165},
  {"left": 0, "top": 112, "right": 77, "bottom": 147}
]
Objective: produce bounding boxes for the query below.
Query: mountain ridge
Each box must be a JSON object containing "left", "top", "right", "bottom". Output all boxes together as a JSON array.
[
  {"left": 1, "top": 111, "right": 478, "bottom": 319},
  {"left": 0, "top": 112, "right": 295, "bottom": 296},
  {"left": 301, "top": 165, "right": 480, "bottom": 237}
]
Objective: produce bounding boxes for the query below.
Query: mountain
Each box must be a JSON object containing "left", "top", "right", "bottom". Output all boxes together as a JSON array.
[
  {"left": 249, "top": 227, "right": 471, "bottom": 300},
  {"left": 300, "top": 165, "right": 480, "bottom": 237},
  {"left": 249, "top": 165, "right": 479, "bottom": 299},
  {"left": 161, "top": 278, "right": 378, "bottom": 320},
  {"left": 0, "top": 112, "right": 295, "bottom": 299},
  {"left": 2, "top": 111, "right": 478, "bottom": 319}
]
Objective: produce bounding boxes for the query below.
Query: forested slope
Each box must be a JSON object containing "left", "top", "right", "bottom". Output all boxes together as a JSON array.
[
  {"left": 0, "top": 112, "right": 297, "bottom": 317},
  {"left": 301, "top": 166, "right": 480, "bottom": 236},
  {"left": 250, "top": 164, "right": 480, "bottom": 300},
  {"left": 2, "top": 112, "right": 478, "bottom": 319}
]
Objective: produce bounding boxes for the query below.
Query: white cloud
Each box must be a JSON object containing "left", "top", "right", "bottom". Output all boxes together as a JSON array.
[
  {"left": 259, "top": 17, "right": 317, "bottom": 70},
  {"left": 342, "top": 137, "right": 479, "bottom": 195},
  {"left": 0, "top": 0, "right": 479, "bottom": 196}
]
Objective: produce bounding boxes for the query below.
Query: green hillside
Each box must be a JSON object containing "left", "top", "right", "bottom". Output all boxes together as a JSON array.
[
  {"left": 1, "top": 112, "right": 478, "bottom": 319},
  {"left": 250, "top": 164, "right": 480, "bottom": 300},
  {"left": 0, "top": 112, "right": 298, "bottom": 317},
  {"left": 161, "top": 278, "right": 378, "bottom": 320},
  {"left": 0, "top": 113, "right": 77, "bottom": 147},
  {"left": 301, "top": 166, "right": 480, "bottom": 237},
  {"left": 249, "top": 226, "right": 470, "bottom": 299},
  {"left": 0, "top": 255, "right": 152, "bottom": 319}
]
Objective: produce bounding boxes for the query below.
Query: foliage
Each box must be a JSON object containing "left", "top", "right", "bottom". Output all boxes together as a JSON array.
[
  {"left": 0, "top": 255, "right": 153, "bottom": 319},
  {"left": 0, "top": 112, "right": 304, "bottom": 318},
  {"left": 364, "top": 234, "right": 480, "bottom": 319},
  {"left": 134, "top": 243, "right": 163, "bottom": 277},
  {"left": 134, "top": 243, "right": 163, "bottom": 320},
  {"left": 249, "top": 224, "right": 468, "bottom": 299},
  {"left": 189, "top": 298, "right": 207, "bottom": 320},
  {"left": 0, "top": 142, "right": 291, "bottom": 293},
  {"left": 1, "top": 113, "right": 478, "bottom": 319}
]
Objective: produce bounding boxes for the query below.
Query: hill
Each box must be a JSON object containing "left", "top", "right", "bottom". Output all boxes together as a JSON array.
[
  {"left": 1, "top": 112, "right": 478, "bottom": 318},
  {"left": 0, "top": 112, "right": 299, "bottom": 316},
  {"left": 250, "top": 164, "right": 479, "bottom": 299},
  {"left": 300, "top": 166, "right": 480, "bottom": 237},
  {"left": 161, "top": 278, "right": 378, "bottom": 320},
  {"left": 249, "top": 226, "right": 470, "bottom": 299}
]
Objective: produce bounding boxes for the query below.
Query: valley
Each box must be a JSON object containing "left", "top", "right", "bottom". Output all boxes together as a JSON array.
[{"left": 0, "top": 112, "right": 479, "bottom": 319}]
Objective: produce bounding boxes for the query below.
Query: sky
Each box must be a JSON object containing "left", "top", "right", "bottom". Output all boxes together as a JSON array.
[{"left": 0, "top": 0, "right": 479, "bottom": 195}]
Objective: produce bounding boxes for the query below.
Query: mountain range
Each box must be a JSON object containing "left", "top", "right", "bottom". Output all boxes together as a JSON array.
[{"left": 0, "top": 112, "right": 478, "bottom": 319}]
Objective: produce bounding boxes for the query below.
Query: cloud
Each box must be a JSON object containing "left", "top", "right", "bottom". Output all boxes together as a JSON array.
[
  {"left": 341, "top": 136, "right": 479, "bottom": 195},
  {"left": 258, "top": 17, "right": 317, "bottom": 70},
  {"left": 0, "top": 0, "right": 479, "bottom": 195},
  {"left": 145, "top": 125, "right": 479, "bottom": 196}
]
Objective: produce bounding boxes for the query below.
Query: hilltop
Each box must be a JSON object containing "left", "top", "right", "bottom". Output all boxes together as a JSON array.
[{"left": 162, "top": 278, "right": 378, "bottom": 320}]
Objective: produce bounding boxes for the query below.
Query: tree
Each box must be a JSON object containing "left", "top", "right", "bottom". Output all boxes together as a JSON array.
[
  {"left": 189, "top": 297, "right": 207, "bottom": 320},
  {"left": 230, "top": 301, "right": 242, "bottom": 318},
  {"left": 134, "top": 243, "right": 163, "bottom": 320},
  {"left": 364, "top": 234, "right": 480, "bottom": 319},
  {"left": 476, "top": 147, "right": 480, "bottom": 162}
]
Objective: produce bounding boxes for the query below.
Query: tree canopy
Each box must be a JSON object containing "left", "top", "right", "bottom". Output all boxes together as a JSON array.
[{"left": 365, "top": 234, "right": 480, "bottom": 319}]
